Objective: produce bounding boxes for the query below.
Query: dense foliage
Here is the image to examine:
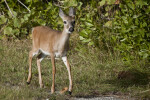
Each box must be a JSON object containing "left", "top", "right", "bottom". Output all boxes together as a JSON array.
[{"left": 0, "top": 0, "right": 150, "bottom": 61}]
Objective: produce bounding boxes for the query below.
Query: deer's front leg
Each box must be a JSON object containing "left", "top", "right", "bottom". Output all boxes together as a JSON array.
[
  {"left": 62, "top": 56, "right": 72, "bottom": 95},
  {"left": 51, "top": 55, "right": 56, "bottom": 94}
]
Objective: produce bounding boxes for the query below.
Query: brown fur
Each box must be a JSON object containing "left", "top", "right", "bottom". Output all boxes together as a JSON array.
[{"left": 32, "top": 26, "right": 69, "bottom": 55}]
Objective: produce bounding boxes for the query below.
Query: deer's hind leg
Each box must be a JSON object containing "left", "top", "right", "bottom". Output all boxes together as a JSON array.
[
  {"left": 27, "top": 51, "right": 34, "bottom": 84},
  {"left": 37, "top": 53, "right": 46, "bottom": 88},
  {"left": 27, "top": 49, "right": 39, "bottom": 84}
]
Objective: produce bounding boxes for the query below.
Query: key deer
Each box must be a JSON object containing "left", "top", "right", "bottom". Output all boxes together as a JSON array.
[{"left": 27, "top": 7, "right": 75, "bottom": 95}]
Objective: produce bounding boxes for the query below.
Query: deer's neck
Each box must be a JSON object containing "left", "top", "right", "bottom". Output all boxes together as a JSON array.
[
  {"left": 60, "top": 28, "right": 70, "bottom": 43},
  {"left": 55, "top": 29, "right": 70, "bottom": 52}
]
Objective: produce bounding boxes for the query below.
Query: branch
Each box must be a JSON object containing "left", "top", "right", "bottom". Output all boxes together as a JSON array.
[
  {"left": 17, "top": 0, "right": 31, "bottom": 13},
  {"left": 4, "top": 0, "right": 14, "bottom": 17}
]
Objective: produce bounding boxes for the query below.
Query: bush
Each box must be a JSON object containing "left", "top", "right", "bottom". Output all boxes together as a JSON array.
[{"left": 0, "top": 0, "right": 150, "bottom": 60}]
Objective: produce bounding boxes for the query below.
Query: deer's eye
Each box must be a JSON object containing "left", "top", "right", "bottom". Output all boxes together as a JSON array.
[{"left": 64, "top": 21, "right": 67, "bottom": 24}]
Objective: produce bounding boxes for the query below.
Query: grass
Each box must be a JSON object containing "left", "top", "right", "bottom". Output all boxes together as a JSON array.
[{"left": 0, "top": 37, "right": 150, "bottom": 100}]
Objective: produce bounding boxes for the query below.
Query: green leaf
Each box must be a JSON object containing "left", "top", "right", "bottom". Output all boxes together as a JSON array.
[
  {"left": 135, "top": 18, "right": 139, "bottom": 25},
  {"left": 139, "top": 50, "right": 149, "bottom": 59},
  {"left": 85, "top": 22, "right": 94, "bottom": 27},
  {"left": 105, "top": 13, "right": 108, "bottom": 16},
  {"left": 127, "top": 2, "right": 135, "bottom": 10},
  {"left": 14, "top": 18, "right": 21, "bottom": 28},
  {"left": 82, "top": 39, "right": 91, "bottom": 43},
  {"left": 120, "top": 38, "right": 126, "bottom": 42},
  {"left": 12, "top": 11, "right": 17, "bottom": 17},
  {"left": 105, "top": 6, "right": 110, "bottom": 11},
  {"left": 0, "top": 15, "right": 7, "bottom": 24},
  {"left": 79, "top": 36, "right": 85, "bottom": 40},
  {"left": 99, "top": 0, "right": 105, "bottom": 6},
  {"left": 130, "top": 25, "right": 137, "bottom": 29},
  {"left": 77, "top": 2, "right": 83, "bottom": 10},
  {"left": 136, "top": 0, "right": 148, "bottom": 8},
  {"left": 107, "top": 0, "right": 116, "bottom": 5},
  {"left": 133, "top": 15, "right": 139, "bottom": 19},
  {"left": 21, "top": 29, "right": 27, "bottom": 36},
  {"left": 21, "top": 18, "right": 25, "bottom": 23},
  {"left": 63, "top": 0, "right": 78, "bottom": 7},
  {"left": 80, "top": 18, "right": 86, "bottom": 21},
  {"left": 104, "top": 21, "right": 112, "bottom": 27},
  {"left": 122, "top": 16, "right": 128, "bottom": 24},
  {"left": 13, "top": 29, "right": 20, "bottom": 36},
  {"left": 69, "top": 0, "right": 78, "bottom": 7},
  {"left": 4, "top": 27, "right": 12, "bottom": 35},
  {"left": 37, "top": 19, "right": 46, "bottom": 26},
  {"left": 143, "top": 53, "right": 149, "bottom": 59},
  {"left": 24, "top": 14, "right": 30, "bottom": 21},
  {"left": 26, "top": 0, "right": 32, "bottom": 3},
  {"left": 80, "top": 29, "right": 88, "bottom": 38},
  {"left": 88, "top": 41, "right": 94, "bottom": 46},
  {"left": 142, "top": 22, "right": 147, "bottom": 27}
]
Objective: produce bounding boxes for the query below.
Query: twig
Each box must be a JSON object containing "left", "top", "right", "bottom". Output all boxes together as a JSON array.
[
  {"left": 17, "top": 0, "right": 31, "bottom": 13},
  {"left": 4, "top": 0, "right": 14, "bottom": 17}
]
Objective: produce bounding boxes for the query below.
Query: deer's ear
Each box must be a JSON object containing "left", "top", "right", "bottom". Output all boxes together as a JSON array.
[
  {"left": 69, "top": 7, "right": 75, "bottom": 17},
  {"left": 59, "top": 8, "right": 66, "bottom": 19}
]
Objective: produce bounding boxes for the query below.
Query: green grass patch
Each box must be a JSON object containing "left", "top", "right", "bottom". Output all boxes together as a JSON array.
[{"left": 0, "top": 40, "right": 150, "bottom": 99}]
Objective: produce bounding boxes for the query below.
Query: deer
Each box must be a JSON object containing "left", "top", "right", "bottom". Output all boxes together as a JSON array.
[{"left": 26, "top": 7, "right": 75, "bottom": 95}]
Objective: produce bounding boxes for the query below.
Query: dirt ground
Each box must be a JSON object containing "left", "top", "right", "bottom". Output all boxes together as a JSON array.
[{"left": 72, "top": 95, "right": 134, "bottom": 100}]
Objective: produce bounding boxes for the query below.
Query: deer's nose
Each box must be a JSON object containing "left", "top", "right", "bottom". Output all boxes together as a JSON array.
[{"left": 69, "top": 27, "right": 74, "bottom": 32}]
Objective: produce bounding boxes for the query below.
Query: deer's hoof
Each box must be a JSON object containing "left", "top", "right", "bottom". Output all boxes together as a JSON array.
[
  {"left": 68, "top": 91, "right": 72, "bottom": 95},
  {"left": 26, "top": 81, "right": 30, "bottom": 85}
]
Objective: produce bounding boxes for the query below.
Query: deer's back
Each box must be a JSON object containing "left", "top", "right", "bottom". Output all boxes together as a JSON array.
[{"left": 32, "top": 26, "right": 61, "bottom": 52}]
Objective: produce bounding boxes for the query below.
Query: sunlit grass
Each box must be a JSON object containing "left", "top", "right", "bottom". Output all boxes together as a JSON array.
[{"left": 0, "top": 39, "right": 150, "bottom": 100}]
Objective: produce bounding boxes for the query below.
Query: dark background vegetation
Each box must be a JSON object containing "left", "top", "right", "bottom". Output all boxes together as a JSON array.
[{"left": 0, "top": 0, "right": 150, "bottom": 99}]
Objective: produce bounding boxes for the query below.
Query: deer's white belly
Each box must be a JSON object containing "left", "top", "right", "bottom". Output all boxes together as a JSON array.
[
  {"left": 39, "top": 49, "right": 66, "bottom": 58},
  {"left": 40, "top": 49, "right": 50, "bottom": 55},
  {"left": 55, "top": 52, "right": 61, "bottom": 58}
]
